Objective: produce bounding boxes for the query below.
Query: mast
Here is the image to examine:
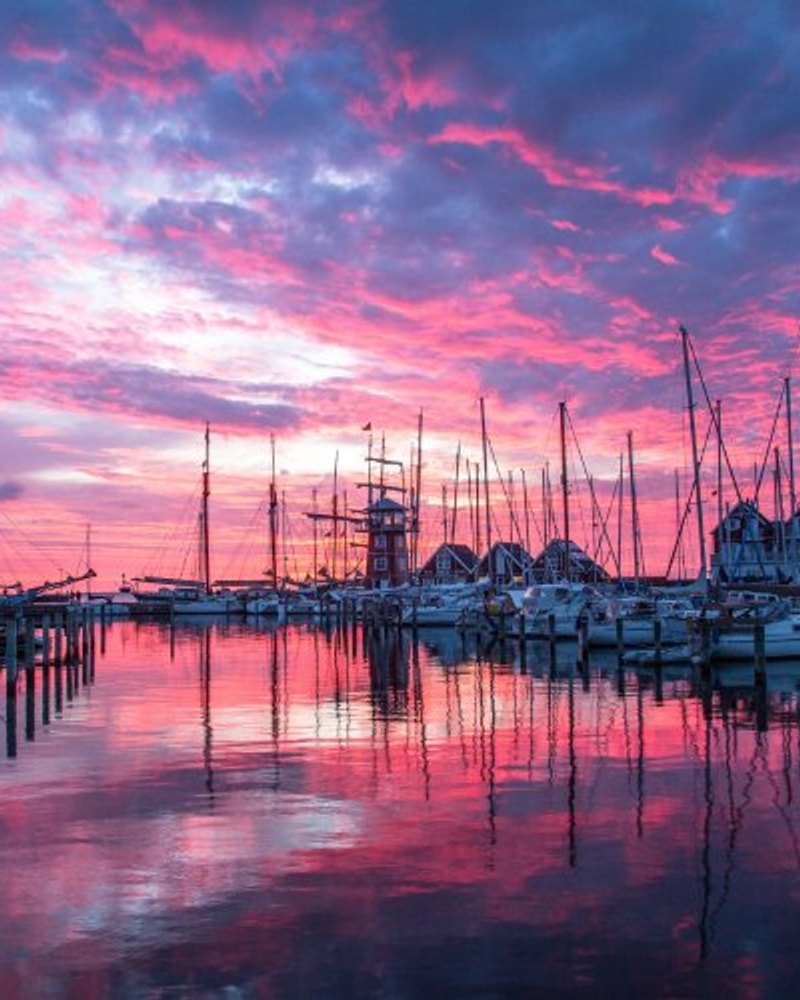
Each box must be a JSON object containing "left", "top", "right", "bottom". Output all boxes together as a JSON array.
[
  {"left": 201, "top": 422, "right": 211, "bottom": 593},
  {"left": 627, "top": 431, "right": 641, "bottom": 586},
  {"left": 617, "top": 453, "right": 624, "bottom": 581},
  {"left": 674, "top": 469, "right": 684, "bottom": 579},
  {"left": 680, "top": 325, "right": 707, "bottom": 580},
  {"left": 269, "top": 434, "right": 279, "bottom": 589},
  {"left": 450, "top": 442, "right": 461, "bottom": 545},
  {"left": 473, "top": 460, "right": 481, "bottom": 558},
  {"left": 521, "top": 469, "right": 532, "bottom": 573},
  {"left": 413, "top": 409, "right": 423, "bottom": 576},
  {"left": 85, "top": 523, "right": 92, "bottom": 596},
  {"left": 786, "top": 376, "right": 796, "bottom": 572},
  {"left": 311, "top": 487, "right": 318, "bottom": 586},
  {"left": 559, "top": 401, "right": 571, "bottom": 580},
  {"left": 716, "top": 400, "right": 724, "bottom": 580},
  {"left": 332, "top": 451, "right": 339, "bottom": 584},
  {"left": 479, "top": 397, "right": 492, "bottom": 581}
]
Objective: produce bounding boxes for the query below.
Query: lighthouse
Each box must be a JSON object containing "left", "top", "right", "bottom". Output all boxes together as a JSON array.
[{"left": 365, "top": 496, "right": 409, "bottom": 588}]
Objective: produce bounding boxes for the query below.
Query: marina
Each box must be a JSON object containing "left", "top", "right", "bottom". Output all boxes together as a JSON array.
[{"left": 1, "top": 615, "right": 799, "bottom": 994}]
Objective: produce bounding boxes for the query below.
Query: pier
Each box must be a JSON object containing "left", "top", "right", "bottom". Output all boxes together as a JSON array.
[{"left": 1, "top": 603, "right": 98, "bottom": 758}]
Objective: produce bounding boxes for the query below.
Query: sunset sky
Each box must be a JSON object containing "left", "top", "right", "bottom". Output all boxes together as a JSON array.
[{"left": 1, "top": 0, "right": 799, "bottom": 589}]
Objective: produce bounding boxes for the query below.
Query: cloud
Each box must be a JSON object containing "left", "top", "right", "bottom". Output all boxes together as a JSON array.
[{"left": 0, "top": 480, "right": 24, "bottom": 502}]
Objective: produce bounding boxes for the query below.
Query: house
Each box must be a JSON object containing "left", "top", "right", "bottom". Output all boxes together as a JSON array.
[
  {"left": 530, "top": 539, "right": 610, "bottom": 584},
  {"left": 418, "top": 543, "right": 479, "bottom": 584},
  {"left": 711, "top": 500, "right": 781, "bottom": 582},
  {"left": 475, "top": 541, "right": 535, "bottom": 585}
]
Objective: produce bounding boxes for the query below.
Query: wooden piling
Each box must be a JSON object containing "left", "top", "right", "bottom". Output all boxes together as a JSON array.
[
  {"left": 6, "top": 616, "right": 19, "bottom": 681},
  {"left": 754, "top": 623, "right": 766, "bottom": 684}
]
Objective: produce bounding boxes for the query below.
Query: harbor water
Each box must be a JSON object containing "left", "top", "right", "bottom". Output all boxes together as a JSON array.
[{"left": 2, "top": 618, "right": 799, "bottom": 997}]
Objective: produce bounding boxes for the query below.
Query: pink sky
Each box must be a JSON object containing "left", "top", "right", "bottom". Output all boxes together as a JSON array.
[{"left": 1, "top": 1, "right": 799, "bottom": 588}]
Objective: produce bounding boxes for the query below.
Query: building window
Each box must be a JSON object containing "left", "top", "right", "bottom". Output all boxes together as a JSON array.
[
  {"left": 375, "top": 534, "right": 386, "bottom": 549},
  {"left": 374, "top": 556, "right": 388, "bottom": 571}
]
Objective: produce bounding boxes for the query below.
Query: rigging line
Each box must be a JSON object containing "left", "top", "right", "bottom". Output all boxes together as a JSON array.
[
  {"left": 687, "top": 332, "right": 744, "bottom": 504},
  {"left": 565, "top": 407, "right": 621, "bottom": 578},
  {"left": 664, "top": 413, "right": 716, "bottom": 578},
  {"left": 753, "top": 381, "right": 786, "bottom": 504},
  {"left": 486, "top": 432, "right": 525, "bottom": 545}
]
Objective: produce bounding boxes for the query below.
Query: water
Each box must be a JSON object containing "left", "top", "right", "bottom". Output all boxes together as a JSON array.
[{"left": 2, "top": 619, "right": 799, "bottom": 997}]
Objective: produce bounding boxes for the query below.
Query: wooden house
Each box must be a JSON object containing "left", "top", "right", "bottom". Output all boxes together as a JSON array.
[
  {"left": 711, "top": 500, "right": 781, "bottom": 582},
  {"left": 418, "top": 543, "right": 479, "bottom": 584},
  {"left": 475, "top": 541, "right": 535, "bottom": 586},
  {"left": 530, "top": 539, "right": 610, "bottom": 584}
]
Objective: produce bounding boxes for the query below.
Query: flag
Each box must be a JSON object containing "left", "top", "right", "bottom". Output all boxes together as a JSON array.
[{"left": 362, "top": 422, "right": 372, "bottom": 431}]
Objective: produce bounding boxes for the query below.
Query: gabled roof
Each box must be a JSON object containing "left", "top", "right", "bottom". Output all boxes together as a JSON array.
[
  {"left": 711, "top": 500, "right": 773, "bottom": 536},
  {"left": 532, "top": 538, "right": 610, "bottom": 581},
  {"left": 420, "top": 542, "right": 479, "bottom": 574},
  {"left": 476, "top": 541, "right": 535, "bottom": 569}
]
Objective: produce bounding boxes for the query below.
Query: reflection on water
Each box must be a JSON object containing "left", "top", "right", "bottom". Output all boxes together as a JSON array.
[{"left": 2, "top": 618, "right": 800, "bottom": 996}]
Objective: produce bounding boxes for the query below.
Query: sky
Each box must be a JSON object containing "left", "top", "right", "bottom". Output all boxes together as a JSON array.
[{"left": 1, "top": 0, "right": 799, "bottom": 589}]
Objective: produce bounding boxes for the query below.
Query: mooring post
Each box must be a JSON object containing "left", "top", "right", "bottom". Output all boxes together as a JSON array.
[
  {"left": 576, "top": 615, "right": 588, "bottom": 669},
  {"left": 6, "top": 673, "right": 17, "bottom": 759},
  {"left": 616, "top": 616, "right": 624, "bottom": 663},
  {"left": 54, "top": 610, "right": 63, "bottom": 664},
  {"left": 25, "top": 663, "right": 35, "bottom": 742},
  {"left": 6, "top": 616, "right": 19, "bottom": 682},
  {"left": 42, "top": 612, "right": 51, "bottom": 666},
  {"left": 42, "top": 654, "right": 51, "bottom": 726},
  {"left": 23, "top": 613, "right": 35, "bottom": 672},
  {"left": 754, "top": 623, "right": 766, "bottom": 685},
  {"left": 653, "top": 618, "right": 662, "bottom": 664}
]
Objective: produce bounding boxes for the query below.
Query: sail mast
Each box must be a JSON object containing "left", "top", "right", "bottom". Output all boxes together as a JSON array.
[
  {"left": 680, "top": 325, "right": 707, "bottom": 580},
  {"left": 269, "top": 434, "right": 279, "bottom": 589},
  {"left": 786, "top": 376, "right": 796, "bottom": 572},
  {"left": 413, "top": 409, "right": 423, "bottom": 577},
  {"left": 627, "top": 430, "right": 641, "bottom": 586},
  {"left": 559, "top": 401, "right": 570, "bottom": 580},
  {"left": 201, "top": 422, "right": 211, "bottom": 593},
  {"left": 449, "top": 442, "right": 461, "bottom": 545},
  {"left": 480, "top": 397, "right": 492, "bottom": 582}
]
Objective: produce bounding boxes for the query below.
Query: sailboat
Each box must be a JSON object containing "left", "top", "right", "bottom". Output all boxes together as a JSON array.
[{"left": 135, "top": 424, "right": 241, "bottom": 616}]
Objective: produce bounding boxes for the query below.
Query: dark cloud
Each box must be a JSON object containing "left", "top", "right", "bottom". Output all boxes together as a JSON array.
[{"left": 0, "top": 480, "right": 24, "bottom": 502}]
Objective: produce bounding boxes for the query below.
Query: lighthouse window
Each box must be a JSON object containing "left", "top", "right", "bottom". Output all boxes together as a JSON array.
[
  {"left": 375, "top": 534, "right": 386, "bottom": 549},
  {"left": 374, "top": 556, "right": 388, "bottom": 571}
]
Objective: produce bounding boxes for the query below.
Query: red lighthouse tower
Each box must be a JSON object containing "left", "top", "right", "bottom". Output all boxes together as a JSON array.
[{"left": 364, "top": 496, "right": 409, "bottom": 588}]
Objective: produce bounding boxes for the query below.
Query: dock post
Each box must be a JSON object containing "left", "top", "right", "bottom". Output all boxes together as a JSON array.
[
  {"left": 615, "top": 617, "right": 624, "bottom": 663},
  {"left": 42, "top": 653, "right": 51, "bottom": 726},
  {"left": 5, "top": 670, "right": 17, "bottom": 758},
  {"left": 577, "top": 615, "right": 591, "bottom": 691},
  {"left": 653, "top": 619, "right": 662, "bottom": 665},
  {"left": 23, "top": 613, "right": 35, "bottom": 672},
  {"left": 754, "top": 623, "right": 766, "bottom": 686},
  {"left": 54, "top": 610, "right": 63, "bottom": 664},
  {"left": 6, "top": 616, "right": 19, "bottom": 682},
  {"left": 25, "top": 660, "right": 35, "bottom": 742},
  {"left": 42, "top": 613, "right": 51, "bottom": 666}
]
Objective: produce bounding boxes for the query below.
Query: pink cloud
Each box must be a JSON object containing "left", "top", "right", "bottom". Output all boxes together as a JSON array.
[
  {"left": 10, "top": 39, "right": 66, "bottom": 63},
  {"left": 430, "top": 123, "right": 800, "bottom": 216},
  {"left": 394, "top": 50, "right": 460, "bottom": 110},
  {"left": 650, "top": 244, "right": 682, "bottom": 266},
  {"left": 653, "top": 216, "right": 685, "bottom": 232}
]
